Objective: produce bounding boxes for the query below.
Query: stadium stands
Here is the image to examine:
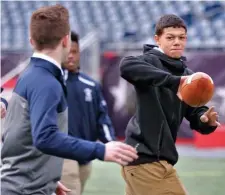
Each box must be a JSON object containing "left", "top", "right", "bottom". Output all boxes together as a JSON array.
[{"left": 1, "top": 1, "right": 225, "bottom": 50}]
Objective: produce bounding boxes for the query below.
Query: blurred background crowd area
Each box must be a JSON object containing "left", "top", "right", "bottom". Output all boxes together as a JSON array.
[{"left": 1, "top": 1, "right": 225, "bottom": 194}]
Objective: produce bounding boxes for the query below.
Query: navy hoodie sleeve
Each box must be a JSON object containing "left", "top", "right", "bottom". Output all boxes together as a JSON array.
[
  {"left": 96, "top": 84, "right": 116, "bottom": 143},
  {"left": 185, "top": 106, "right": 217, "bottom": 134},
  {"left": 29, "top": 81, "right": 105, "bottom": 162},
  {"left": 120, "top": 56, "right": 181, "bottom": 93}
]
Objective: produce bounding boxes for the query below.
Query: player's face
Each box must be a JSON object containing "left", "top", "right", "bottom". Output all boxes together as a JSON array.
[
  {"left": 154, "top": 27, "right": 187, "bottom": 58},
  {"left": 63, "top": 42, "right": 80, "bottom": 72}
]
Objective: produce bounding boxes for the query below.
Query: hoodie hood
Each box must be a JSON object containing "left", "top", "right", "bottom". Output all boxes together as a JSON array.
[
  {"left": 143, "top": 44, "right": 187, "bottom": 61},
  {"left": 143, "top": 44, "right": 187, "bottom": 73}
]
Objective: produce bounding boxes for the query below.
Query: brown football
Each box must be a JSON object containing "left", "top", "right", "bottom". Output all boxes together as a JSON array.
[{"left": 181, "top": 72, "right": 214, "bottom": 107}]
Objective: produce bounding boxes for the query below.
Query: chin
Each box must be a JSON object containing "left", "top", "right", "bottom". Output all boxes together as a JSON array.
[
  {"left": 170, "top": 52, "right": 182, "bottom": 59},
  {"left": 172, "top": 55, "right": 181, "bottom": 59}
]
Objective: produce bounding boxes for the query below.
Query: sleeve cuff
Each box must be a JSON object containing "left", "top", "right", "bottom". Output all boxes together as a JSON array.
[
  {"left": 95, "top": 142, "right": 105, "bottom": 161},
  {"left": 198, "top": 122, "right": 218, "bottom": 134}
]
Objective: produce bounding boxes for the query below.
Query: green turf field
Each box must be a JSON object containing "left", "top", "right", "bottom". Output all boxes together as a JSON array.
[{"left": 84, "top": 157, "right": 225, "bottom": 195}]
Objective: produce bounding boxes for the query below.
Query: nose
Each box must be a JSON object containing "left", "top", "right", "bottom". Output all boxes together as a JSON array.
[
  {"left": 68, "top": 52, "right": 74, "bottom": 59},
  {"left": 174, "top": 38, "right": 181, "bottom": 46}
]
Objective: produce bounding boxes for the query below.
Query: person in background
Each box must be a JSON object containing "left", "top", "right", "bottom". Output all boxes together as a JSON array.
[{"left": 61, "top": 31, "right": 116, "bottom": 195}]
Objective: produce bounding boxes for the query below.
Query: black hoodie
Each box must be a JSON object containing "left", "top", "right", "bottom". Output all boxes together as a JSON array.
[{"left": 120, "top": 45, "right": 217, "bottom": 165}]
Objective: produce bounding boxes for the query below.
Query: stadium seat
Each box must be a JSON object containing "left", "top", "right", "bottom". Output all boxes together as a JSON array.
[{"left": 1, "top": 1, "right": 225, "bottom": 50}]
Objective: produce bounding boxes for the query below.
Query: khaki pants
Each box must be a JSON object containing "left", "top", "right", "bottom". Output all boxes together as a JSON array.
[
  {"left": 121, "top": 161, "right": 188, "bottom": 195},
  {"left": 61, "top": 160, "right": 92, "bottom": 195}
]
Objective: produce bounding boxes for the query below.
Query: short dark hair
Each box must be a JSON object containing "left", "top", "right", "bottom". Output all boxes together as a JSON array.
[
  {"left": 155, "top": 14, "right": 187, "bottom": 36},
  {"left": 71, "top": 31, "right": 79, "bottom": 44},
  {"left": 30, "top": 4, "right": 70, "bottom": 51}
]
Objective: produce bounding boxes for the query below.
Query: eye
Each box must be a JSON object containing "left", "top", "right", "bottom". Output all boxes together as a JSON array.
[
  {"left": 180, "top": 36, "right": 186, "bottom": 40},
  {"left": 166, "top": 37, "right": 173, "bottom": 40}
]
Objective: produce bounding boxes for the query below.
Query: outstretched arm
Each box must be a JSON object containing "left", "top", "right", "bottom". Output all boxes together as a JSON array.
[
  {"left": 29, "top": 83, "right": 105, "bottom": 162},
  {"left": 120, "top": 55, "right": 184, "bottom": 93},
  {"left": 29, "top": 83, "right": 138, "bottom": 165}
]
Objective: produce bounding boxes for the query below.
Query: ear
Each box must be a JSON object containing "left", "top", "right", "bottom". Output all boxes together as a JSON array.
[
  {"left": 62, "top": 34, "right": 70, "bottom": 48},
  {"left": 30, "top": 38, "right": 34, "bottom": 46},
  {"left": 154, "top": 35, "right": 160, "bottom": 46}
]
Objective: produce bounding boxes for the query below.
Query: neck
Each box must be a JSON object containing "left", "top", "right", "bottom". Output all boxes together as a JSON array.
[
  {"left": 36, "top": 48, "right": 62, "bottom": 65},
  {"left": 155, "top": 46, "right": 164, "bottom": 53},
  {"left": 67, "top": 65, "right": 80, "bottom": 73},
  {"left": 73, "top": 67, "right": 80, "bottom": 73}
]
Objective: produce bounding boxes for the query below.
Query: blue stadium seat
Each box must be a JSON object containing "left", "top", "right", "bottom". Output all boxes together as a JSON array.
[{"left": 1, "top": 1, "right": 225, "bottom": 50}]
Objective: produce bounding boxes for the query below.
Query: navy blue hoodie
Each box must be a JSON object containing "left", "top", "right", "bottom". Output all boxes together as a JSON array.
[{"left": 64, "top": 71, "right": 115, "bottom": 161}]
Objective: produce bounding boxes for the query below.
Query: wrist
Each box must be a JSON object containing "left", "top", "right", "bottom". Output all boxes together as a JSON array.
[{"left": 95, "top": 142, "right": 105, "bottom": 161}]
